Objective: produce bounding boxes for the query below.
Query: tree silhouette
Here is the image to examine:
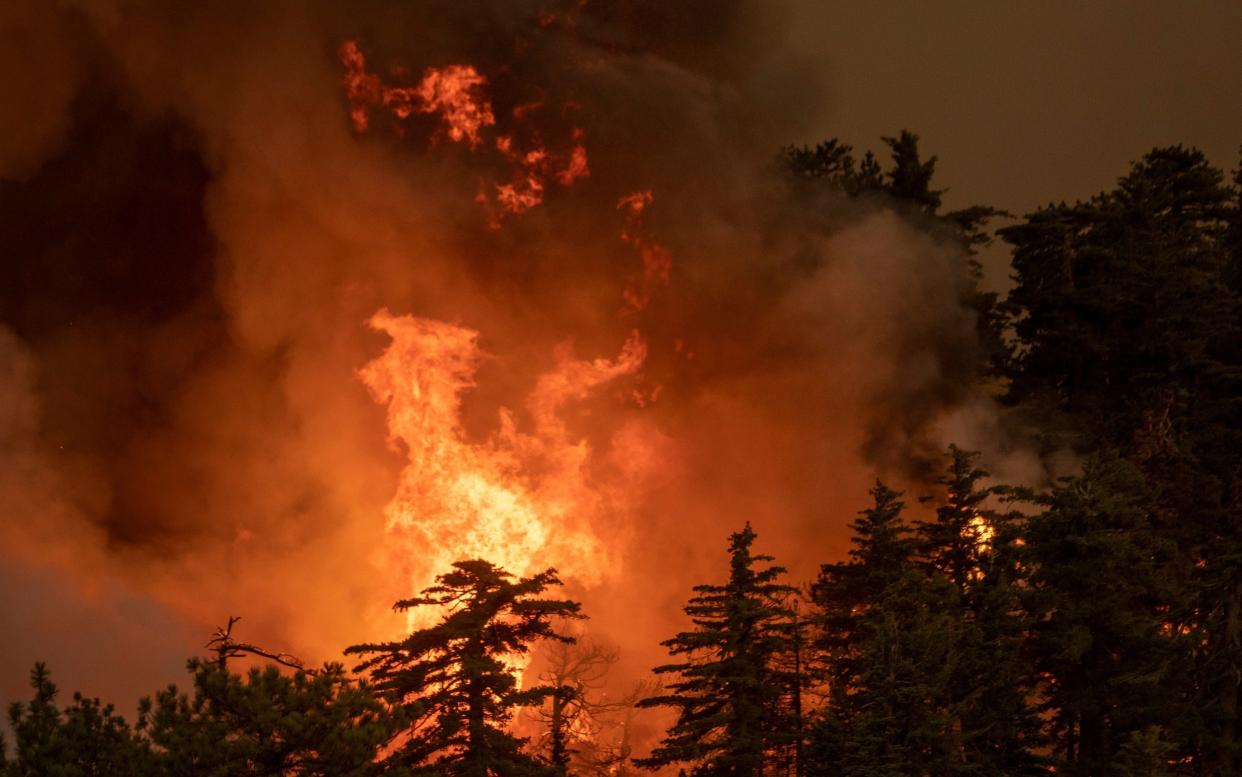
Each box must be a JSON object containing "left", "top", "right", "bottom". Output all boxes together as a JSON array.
[
  {"left": 809, "top": 482, "right": 962, "bottom": 777},
  {"left": 138, "top": 658, "right": 392, "bottom": 776},
  {"left": 637, "top": 524, "right": 797, "bottom": 777},
  {"left": 346, "top": 559, "right": 583, "bottom": 776},
  {"left": 526, "top": 639, "right": 656, "bottom": 777},
  {"left": 4, "top": 663, "right": 151, "bottom": 776}
]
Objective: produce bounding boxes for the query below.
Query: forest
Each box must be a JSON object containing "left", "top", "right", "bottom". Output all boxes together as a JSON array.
[{"left": 4, "top": 133, "right": 1242, "bottom": 777}]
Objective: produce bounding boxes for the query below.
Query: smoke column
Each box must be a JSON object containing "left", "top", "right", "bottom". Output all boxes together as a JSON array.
[{"left": 0, "top": 0, "right": 1038, "bottom": 710}]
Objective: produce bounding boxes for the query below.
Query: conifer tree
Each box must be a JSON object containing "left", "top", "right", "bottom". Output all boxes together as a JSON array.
[
  {"left": 915, "top": 447, "right": 1045, "bottom": 775},
  {"left": 346, "top": 559, "right": 583, "bottom": 777},
  {"left": 1023, "top": 455, "right": 1179, "bottom": 776},
  {"left": 1002, "top": 146, "right": 1242, "bottom": 769},
  {"left": 915, "top": 445, "right": 993, "bottom": 588},
  {"left": 808, "top": 482, "right": 961, "bottom": 777},
  {"left": 771, "top": 601, "right": 813, "bottom": 777},
  {"left": 137, "top": 659, "right": 392, "bottom": 776},
  {"left": 636, "top": 524, "right": 797, "bottom": 777},
  {"left": 782, "top": 131, "right": 1007, "bottom": 380},
  {"left": 4, "top": 662, "right": 152, "bottom": 776}
]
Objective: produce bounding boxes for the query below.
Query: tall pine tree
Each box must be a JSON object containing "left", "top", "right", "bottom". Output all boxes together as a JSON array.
[
  {"left": 636, "top": 524, "right": 797, "bottom": 777},
  {"left": 913, "top": 447, "right": 1045, "bottom": 776},
  {"left": 1002, "top": 146, "right": 1242, "bottom": 770},
  {"left": 1023, "top": 455, "right": 1179, "bottom": 776},
  {"left": 808, "top": 481, "right": 961, "bottom": 777}
]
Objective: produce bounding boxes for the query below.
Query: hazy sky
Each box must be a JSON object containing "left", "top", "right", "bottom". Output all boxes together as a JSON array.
[{"left": 790, "top": 1, "right": 1242, "bottom": 217}]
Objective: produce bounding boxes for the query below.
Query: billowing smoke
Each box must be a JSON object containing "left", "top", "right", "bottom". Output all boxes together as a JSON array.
[{"left": 0, "top": 0, "right": 1033, "bottom": 709}]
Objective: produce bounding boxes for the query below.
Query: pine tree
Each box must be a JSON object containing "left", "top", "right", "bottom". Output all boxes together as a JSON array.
[
  {"left": 1002, "top": 146, "right": 1242, "bottom": 770},
  {"left": 782, "top": 130, "right": 1007, "bottom": 383},
  {"left": 880, "top": 131, "right": 943, "bottom": 215},
  {"left": 1023, "top": 455, "right": 1179, "bottom": 776},
  {"left": 771, "top": 601, "right": 813, "bottom": 777},
  {"left": 137, "top": 659, "right": 392, "bottom": 776},
  {"left": 915, "top": 445, "right": 993, "bottom": 589},
  {"left": 4, "top": 662, "right": 153, "bottom": 776},
  {"left": 636, "top": 524, "right": 797, "bottom": 777},
  {"left": 914, "top": 447, "right": 1045, "bottom": 775},
  {"left": 346, "top": 559, "right": 583, "bottom": 776},
  {"left": 1001, "top": 146, "right": 1236, "bottom": 454},
  {"left": 808, "top": 481, "right": 961, "bottom": 777}
]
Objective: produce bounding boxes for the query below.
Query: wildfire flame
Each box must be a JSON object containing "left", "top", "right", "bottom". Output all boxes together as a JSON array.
[
  {"left": 412, "top": 65, "right": 496, "bottom": 147},
  {"left": 339, "top": 40, "right": 494, "bottom": 145},
  {"left": 617, "top": 191, "right": 672, "bottom": 314},
  {"left": 359, "top": 309, "right": 648, "bottom": 632},
  {"left": 343, "top": 38, "right": 674, "bottom": 665},
  {"left": 340, "top": 40, "right": 589, "bottom": 225}
]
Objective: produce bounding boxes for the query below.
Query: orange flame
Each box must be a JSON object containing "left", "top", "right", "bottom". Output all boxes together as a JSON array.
[
  {"left": 339, "top": 40, "right": 383, "bottom": 132},
  {"left": 413, "top": 64, "right": 495, "bottom": 147},
  {"left": 359, "top": 309, "right": 648, "bottom": 632},
  {"left": 340, "top": 40, "right": 588, "bottom": 224},
  {"left": 617, "top": 191, "right": 672, "bottom": 313},
  {"left": 339, "top": 41, "right": 494, "bottom": 145}
]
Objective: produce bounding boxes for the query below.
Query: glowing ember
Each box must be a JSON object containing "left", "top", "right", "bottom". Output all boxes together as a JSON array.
[
  {"left": 557, "top": 132, "right": 590, "bottom": 185},
  {"left": 340, "top": 40, "right": 588, "bottom": 224},
  {"left": 617, "top": 191, "right": 672, "bottom": 313},
  {"left": 413, "top": 65, "right": 495, "bottom": 147},
  {"left": 339, "top": 41, "right": 494, "bottom": 145},
  {"left": 339, "top": 40, "right": 383, "bottom": 132}
]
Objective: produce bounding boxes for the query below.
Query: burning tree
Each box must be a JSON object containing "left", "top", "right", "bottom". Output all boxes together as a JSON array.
[
  {"left": 636, "top": 524, "right": 799, "bottom": 777},
  {"left": 346, "top": 559, "right": 583, "bottom": 776},
  {"left": 525, "top": 639, "right": 658, "bottom": 776}
]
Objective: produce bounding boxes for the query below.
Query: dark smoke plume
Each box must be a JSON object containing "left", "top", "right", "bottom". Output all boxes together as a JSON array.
[{"left": 0, "top": 0, "right": 1036, "bottom": 708}]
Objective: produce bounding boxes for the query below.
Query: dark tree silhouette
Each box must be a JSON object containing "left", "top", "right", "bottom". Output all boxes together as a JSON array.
[
  {"left": 526, "top": 639, "right": 655, "bottom": 777},
  {"left": 914, "top": 447, "right": 1045, "bottom": 776},
  {"left": 1022, "top": 455, "right": 1179, "bottom": 777},
  {"left": 809, "top": 482, "right": 962, "bottom": 777},
  {"left": 346, "top": 559, "right": 583, "bottom": 777},
  {"left": 138, "top": 658, "right": 392, "bottom": 776},
  {"left": 637, "top": 524, "right": 797, "bottom": 777},
  {"left": 4, "top": 663, "right": 151, "bottom": 776}
]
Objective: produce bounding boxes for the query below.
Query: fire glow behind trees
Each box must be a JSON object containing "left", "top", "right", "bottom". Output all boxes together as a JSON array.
[{"left": 2, "top": 2, "right": 1242, "bottom": 775}]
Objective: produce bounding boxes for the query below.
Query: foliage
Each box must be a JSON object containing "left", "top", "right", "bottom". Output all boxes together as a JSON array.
[
  {"left": 525, "top": 639, "right": 655, "bottom": 777},
  {"left": 3, "top": 663, "right": 151, "bottom": 776},
  {"left": 636, "top": 524, "right": 798, "bottom": 777},
  {"left": 346, "top": 559, "right": 582, "bottom": 777},
  {"left": 783, "top": 130, "right": 1010, "bottom": 380},
  {"left": 138, "top": 658, "right": 394, "bottom": 776},
  {"left": 9, "top": 136, "right": 1242, "bottom": 777},
  {"left": 1021, "top": 455, "right": 1180, "bottom": 776},
  {"left": 808, "top": 482, "right": 962, "bottom": 777}
]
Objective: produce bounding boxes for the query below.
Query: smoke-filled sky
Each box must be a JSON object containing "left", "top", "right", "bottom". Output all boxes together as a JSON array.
[{"left": 2, "top": 0, "right": 1239, "bottom": 716}]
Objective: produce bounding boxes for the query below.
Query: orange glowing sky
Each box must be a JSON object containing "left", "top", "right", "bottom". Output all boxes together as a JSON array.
[{"left": 2, "top": 0, "right": 1240, "bottom": 721}]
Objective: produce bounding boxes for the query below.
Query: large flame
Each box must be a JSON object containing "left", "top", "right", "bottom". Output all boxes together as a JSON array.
[{"left": 359, "top": 309, "right": 649, "bottom": 632}]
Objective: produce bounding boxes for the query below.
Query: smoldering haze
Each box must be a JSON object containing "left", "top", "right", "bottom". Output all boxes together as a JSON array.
[{"left": 0, "top": 0, "right": 1031, "bottom": 704}]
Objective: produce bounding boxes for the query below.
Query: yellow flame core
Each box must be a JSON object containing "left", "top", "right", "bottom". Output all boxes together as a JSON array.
[{"left": 359, "top": 309, "right": 646, "bottom": 637}]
